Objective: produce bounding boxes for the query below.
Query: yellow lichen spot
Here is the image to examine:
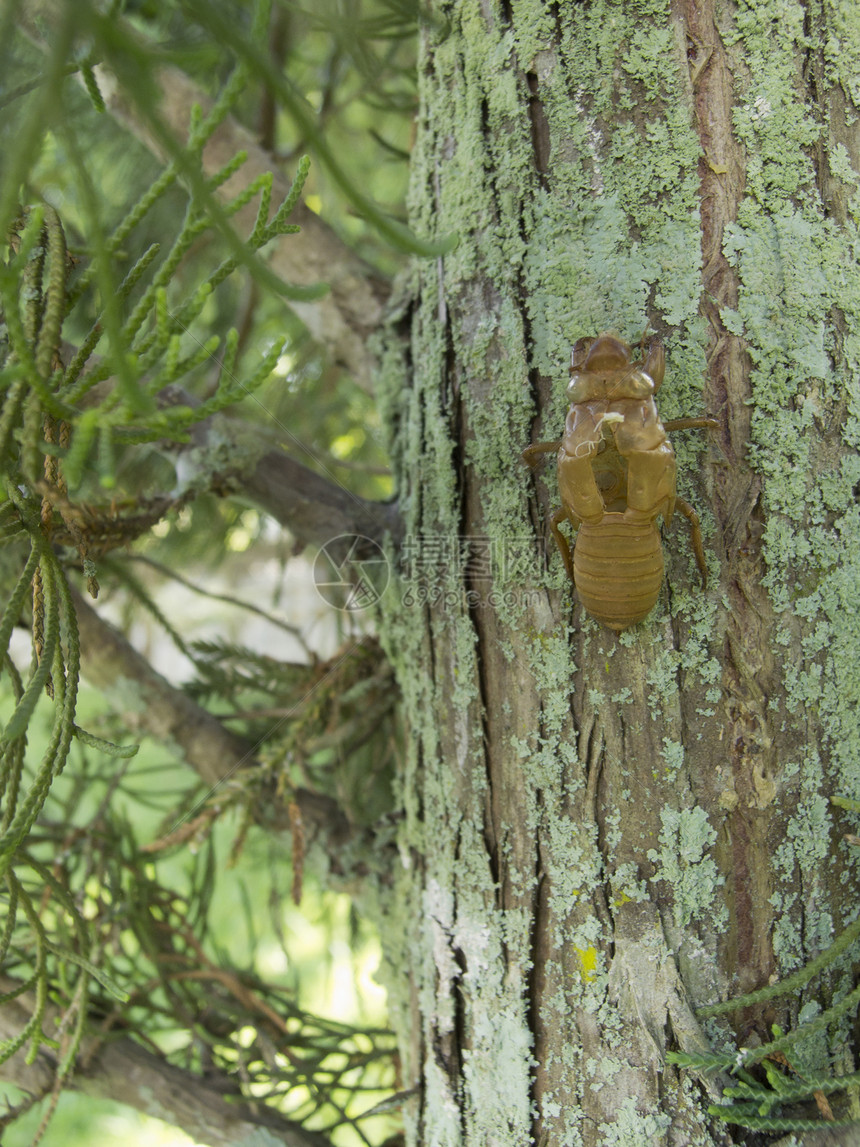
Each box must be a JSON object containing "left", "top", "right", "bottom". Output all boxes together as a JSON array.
[{"left": 575, "top": 945, "right": 598, "bottom": 983}]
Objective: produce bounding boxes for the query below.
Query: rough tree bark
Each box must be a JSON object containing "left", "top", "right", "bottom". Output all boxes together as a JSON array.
[{"left": 373, "top": 1, "right": 860, "bottom": 1144}]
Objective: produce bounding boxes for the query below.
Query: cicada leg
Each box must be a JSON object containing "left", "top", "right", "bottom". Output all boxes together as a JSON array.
[
  {"left": 674, "top": 497, "right": 708, "bottom": 587},
  {"left": 522, "top": 439, "right": 562, "bottom": 469},
  {"left": 549, "top": 505, "right": 578, "bottom": 582},
  {"left": 522, "top": 442, "right": 579, "bottom": 582},
  {"left": 662, "top": 417, "right": 719, "bottom": 433}
]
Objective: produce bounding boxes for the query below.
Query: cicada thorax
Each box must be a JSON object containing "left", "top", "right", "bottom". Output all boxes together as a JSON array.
[{"left": 590, "top": 428, "right": 628, "bottom": 512}]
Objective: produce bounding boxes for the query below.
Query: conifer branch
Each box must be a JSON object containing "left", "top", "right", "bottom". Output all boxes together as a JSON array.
[
  {"left": 0, "top": 975, "right": 333, "bottom": 1147},
  {"left": 69, "top": 587, "right": 355, "bottom": 849},
  {"left": 19, "top": 0, "right": 391, "bottom": 392},
  {"left": 241, "top": 447, "right": 403, "bottom": 552}
]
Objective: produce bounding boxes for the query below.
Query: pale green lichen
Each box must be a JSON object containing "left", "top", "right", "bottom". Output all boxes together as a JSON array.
[
  {"left": 423, "top": 1056, "right": 462, "bottom": 1147},
  {"left": 647, "top": 807, "right": 724, "bottom": 930},
  {"left": 660, "top": 738, "right": 685, "bottom": 774},
  {"left": 609, "top": 862, "right": 651, "bottom": 905},
  {"left": 462, "top": 1009, "right": 535, "bottom": 1140},
  {"left": 583, "top": 1054, "right": 624, "bottom": 1090},
  {"left": 723, "top": 0, "right": 860, "bottom": 962},
  {"left": 666, "top": 25, "right": 860, "bottom": 963},
  {"left": 601, "top": 1097, "right": 672, "bottom": 1146},
  {"left": 768, "top": 749, "right": 840, "bottom": 972}
]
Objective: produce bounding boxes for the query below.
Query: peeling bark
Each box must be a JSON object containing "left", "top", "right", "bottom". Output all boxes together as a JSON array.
[{"left": 681, "top": 0, "right": 780, "bottom": 1010}]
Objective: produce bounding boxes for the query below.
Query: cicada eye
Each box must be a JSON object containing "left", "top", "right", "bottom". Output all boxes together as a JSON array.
[{"left": 570, "top": 337, "right": 594, "bottom": 372}]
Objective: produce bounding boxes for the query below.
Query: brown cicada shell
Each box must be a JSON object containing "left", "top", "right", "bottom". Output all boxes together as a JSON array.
[{"left": 523, "top": 332, "right": 718, "bottom": 630}]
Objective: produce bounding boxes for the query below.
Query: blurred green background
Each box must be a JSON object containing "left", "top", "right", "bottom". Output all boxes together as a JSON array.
[{"left": 0, "top": 0, "right": 421, "bottom": 1141}]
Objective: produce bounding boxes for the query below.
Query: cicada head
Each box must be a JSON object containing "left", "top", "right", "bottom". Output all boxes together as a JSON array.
[
  {"left": 581, "top": 333, "right": 632, "bottom": 373},
  {"left": 569, "top": 332, "right": 632, "bottom": 375},
  {"left": 568, "top": 332, "right": 635, "bottom": 401}
]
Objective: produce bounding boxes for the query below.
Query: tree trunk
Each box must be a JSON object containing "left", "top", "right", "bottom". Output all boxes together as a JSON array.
[{"left": 376, "top": 1, "right": 860, "bottom": 1143}]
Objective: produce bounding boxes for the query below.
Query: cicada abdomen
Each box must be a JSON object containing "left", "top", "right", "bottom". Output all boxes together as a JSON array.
[{"left": 573, "top": 513, "right": 664, "bottom": 630}]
